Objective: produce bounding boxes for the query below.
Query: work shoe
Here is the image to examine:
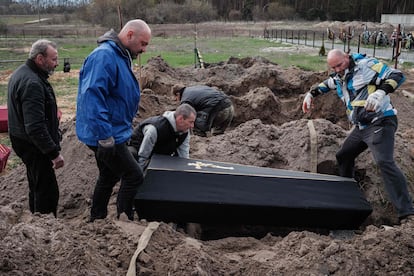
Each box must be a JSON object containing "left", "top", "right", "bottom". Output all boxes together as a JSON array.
[
  {"left": 117, "top": 211, "right": 134, "bottom": 221},
  {"left": 117, "top": 213, "right": 131, "bottom": 222},
  {"left": 399, "top": 214, "right": 414, "bottom": 224}
]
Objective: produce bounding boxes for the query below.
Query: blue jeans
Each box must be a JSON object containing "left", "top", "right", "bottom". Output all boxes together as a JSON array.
[
  {"left": 336, "top": 116, "right": 414, "bottom": 218},
  {"left": 89, "top": 142, "right": 143, "bottom": 221}
]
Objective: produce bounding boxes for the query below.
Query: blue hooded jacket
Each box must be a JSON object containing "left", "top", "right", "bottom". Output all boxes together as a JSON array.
[{"left": 76, "top": 30, "right": 140, "bottom": 146}]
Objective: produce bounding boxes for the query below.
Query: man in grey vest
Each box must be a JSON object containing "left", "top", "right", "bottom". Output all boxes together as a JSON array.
[{"left": 128, "top": 104, "right": 196, "bottom": 171}]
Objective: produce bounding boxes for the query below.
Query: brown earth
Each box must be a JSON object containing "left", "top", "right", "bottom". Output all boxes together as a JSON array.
[{"left": 1, "top": 24, "right": 414, "bottom": 275}]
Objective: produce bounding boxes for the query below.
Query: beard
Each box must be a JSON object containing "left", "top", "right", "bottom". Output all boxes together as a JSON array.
[
  {"left": 42, "top": 63, "right": 55, "bottom": 76},
  {"left": 131, "top": 49, "right": 143, "bottom": 60}
]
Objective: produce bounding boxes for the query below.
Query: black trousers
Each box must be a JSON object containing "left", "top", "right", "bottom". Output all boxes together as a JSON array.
[
  {"left": 336, "top": 116, "right": 414, "bottom": 218},
  {"left": 89, "top": 142, "right": 144, "bottom": 221},
  {"left": 10, "top": 135, "right": 59, "bottom": 217}
]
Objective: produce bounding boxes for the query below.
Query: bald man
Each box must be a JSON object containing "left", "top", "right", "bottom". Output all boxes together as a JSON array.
[
  {"left": 76, "top": 19, "right": 151, "bottom": 222},
  {"left": 302, "top": 49, "right": 414, "bottom": 223}
]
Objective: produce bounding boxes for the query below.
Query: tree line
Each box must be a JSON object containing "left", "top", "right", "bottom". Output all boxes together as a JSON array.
[{"left": 1, "top": 0, "right": 414, "bottom": 27}]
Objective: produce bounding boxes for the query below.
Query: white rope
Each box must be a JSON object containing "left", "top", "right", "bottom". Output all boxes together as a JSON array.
[
  {"left": 307, "top": 120, "right": 318, "bottom": 173},
  {"left": 126, "top": 221, "right": 160, "bottom": 276}
]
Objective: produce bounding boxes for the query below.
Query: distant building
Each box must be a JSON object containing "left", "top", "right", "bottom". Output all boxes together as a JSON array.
[{"left": 381, "top": 14, "right": 414, "bottom": 27}]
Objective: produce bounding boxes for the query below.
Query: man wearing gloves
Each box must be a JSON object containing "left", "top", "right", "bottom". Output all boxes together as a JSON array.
[
  {"left": 76, "top": 19, "right": 151, "bottom": 222},
  {"left": 128, "top": 104, "right": 196, "bottom": 172},
  {"left": 302, "top": 48, "right": 414, "bottom": 223}
]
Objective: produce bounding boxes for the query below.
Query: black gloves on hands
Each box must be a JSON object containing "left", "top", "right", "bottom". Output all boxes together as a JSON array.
[
  {"left": 309, "top": 84, "right": 321, "bottom": 97},
  {"left": 97, "top": 136, "right": 116, "bottom": 162}
]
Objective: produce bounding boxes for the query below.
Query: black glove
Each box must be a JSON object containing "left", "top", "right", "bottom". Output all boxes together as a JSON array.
[
  {"left": 97, "top": 136, "right": 116, "bottom": 163},
  {"left": 309, "top": 84, "right": 320, "bottom": 97}
]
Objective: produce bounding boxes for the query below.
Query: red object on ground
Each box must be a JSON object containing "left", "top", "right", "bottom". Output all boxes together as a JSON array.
[
  {"left": 0, "top": 106, "right": 7, "bottom": 133},
  {"left": 0, "top": 144, "right": 11, "bottom": 173}
]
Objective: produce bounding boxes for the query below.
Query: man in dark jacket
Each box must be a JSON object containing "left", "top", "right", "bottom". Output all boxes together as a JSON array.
[
  {"left": 128, "top": 103, "right": 196, "bottom": 171},
  {"left": 7, "top": 39, "right": 64, "bottom": 217},
  {"left": 172, "top": 84, "right": 234, "bottom": 137},
  {"left": 76, "top": 19, "right": 151, "bottom": 222}
]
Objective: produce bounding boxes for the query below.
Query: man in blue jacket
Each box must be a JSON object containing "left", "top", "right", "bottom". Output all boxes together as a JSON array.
[{"left": 76, "top": 19, "right": 151, "bottom": 222}]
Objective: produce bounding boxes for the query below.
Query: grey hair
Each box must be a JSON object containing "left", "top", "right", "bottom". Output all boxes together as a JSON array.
[
  {"left": 29, "top": 39, "right": 57, "bottom": 60},
  {"left": 175, "top": 103, "right": 196, "bottom": 119}
]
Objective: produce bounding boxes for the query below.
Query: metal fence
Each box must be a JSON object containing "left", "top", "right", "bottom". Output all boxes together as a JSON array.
[
  {"left": 0, "top": 25, "right": 107, "bottom": 39},
  {"left": 263, "top": 28, "right": 414, "bottom": 65},
  {"left": 2, "top": 24, "right": 414, "bottom": 70}
]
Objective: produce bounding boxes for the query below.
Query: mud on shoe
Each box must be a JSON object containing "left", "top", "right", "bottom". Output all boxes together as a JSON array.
[{"left": 399, "top": 214, "right": 414, "bottom": 224}]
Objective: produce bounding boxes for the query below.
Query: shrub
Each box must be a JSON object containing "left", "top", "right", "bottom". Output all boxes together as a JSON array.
[
  {"left": 305, "top": 8, "right": 327, "bottom": 21},
  {"left": 228, "top": 9, "right": 242, "bottom": 21},
  {"left": 266, "top": 3, "right": 295, "bottom": 20}
]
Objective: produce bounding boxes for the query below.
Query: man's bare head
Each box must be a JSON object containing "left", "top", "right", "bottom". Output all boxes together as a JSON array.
[
  {"left": 327, "top": 49, "right": 349, "bottom": 76},
  {"left": 118, "top": 19, "right": 152, "bottom": 59}
]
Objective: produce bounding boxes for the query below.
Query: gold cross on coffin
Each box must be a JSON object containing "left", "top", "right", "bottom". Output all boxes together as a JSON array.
[{"left": 187, "top": 161, "right": 234, "bottom": 170}]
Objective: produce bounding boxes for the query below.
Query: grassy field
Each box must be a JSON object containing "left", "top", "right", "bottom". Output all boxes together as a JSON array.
[
  {"left": 0, "top": 36, "right": 329, "bottom": 104},
  {"left": 0, "top": 36, "right": 328, "bottom": 70},
  {"left": 145, "top": 36, "right": 328, "bottom": 70},
  {"left": 1, "top": 34, "right": 413, "bottom": 106},
  {"left": 1, "top": 15, "right": 43, "bottom": 24}
]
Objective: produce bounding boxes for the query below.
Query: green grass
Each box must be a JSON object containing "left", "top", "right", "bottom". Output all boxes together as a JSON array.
[
  {"left": 4, "top": 35, "right": 413, "bottom": 109},
  {"left": 279, "top": 54, "right": 328, "bottom": 71},
  {"left": 142, "top": 36, "right": 327, "bottom": 70},
  {"left": 50, "top": 76, "right": 79, "bottom": 96},
  {"left": 0, "top": 36, "right": 328, "bottom": 72},
  {"left": 0, "top": 15, "right": 41, "bottom": 25}
]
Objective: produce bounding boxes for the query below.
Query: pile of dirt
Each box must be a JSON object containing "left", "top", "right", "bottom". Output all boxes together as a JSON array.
[{"left": 1, "top": 55, "right": 414, "bottom": 275}]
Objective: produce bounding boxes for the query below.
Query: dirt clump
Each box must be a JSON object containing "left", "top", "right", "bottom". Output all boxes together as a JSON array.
[{"left": 1, "top": 54, "right": 414, "bottom": 275}]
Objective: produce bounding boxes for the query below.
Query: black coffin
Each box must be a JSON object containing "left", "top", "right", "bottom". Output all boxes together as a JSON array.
[{"left": 134, "top": 154, "right": 372, "bottom": 229}]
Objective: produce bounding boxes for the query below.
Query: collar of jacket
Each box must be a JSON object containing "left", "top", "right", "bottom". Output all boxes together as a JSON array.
[
  {"left": 348, "top": 56, "right": 356, "bottom": 71},
  {"left": 26, "top": 59, "right": 49, "bottom": 80},
  {"left": 97, "top": 29, "right": 132, "bottom": 60}
]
